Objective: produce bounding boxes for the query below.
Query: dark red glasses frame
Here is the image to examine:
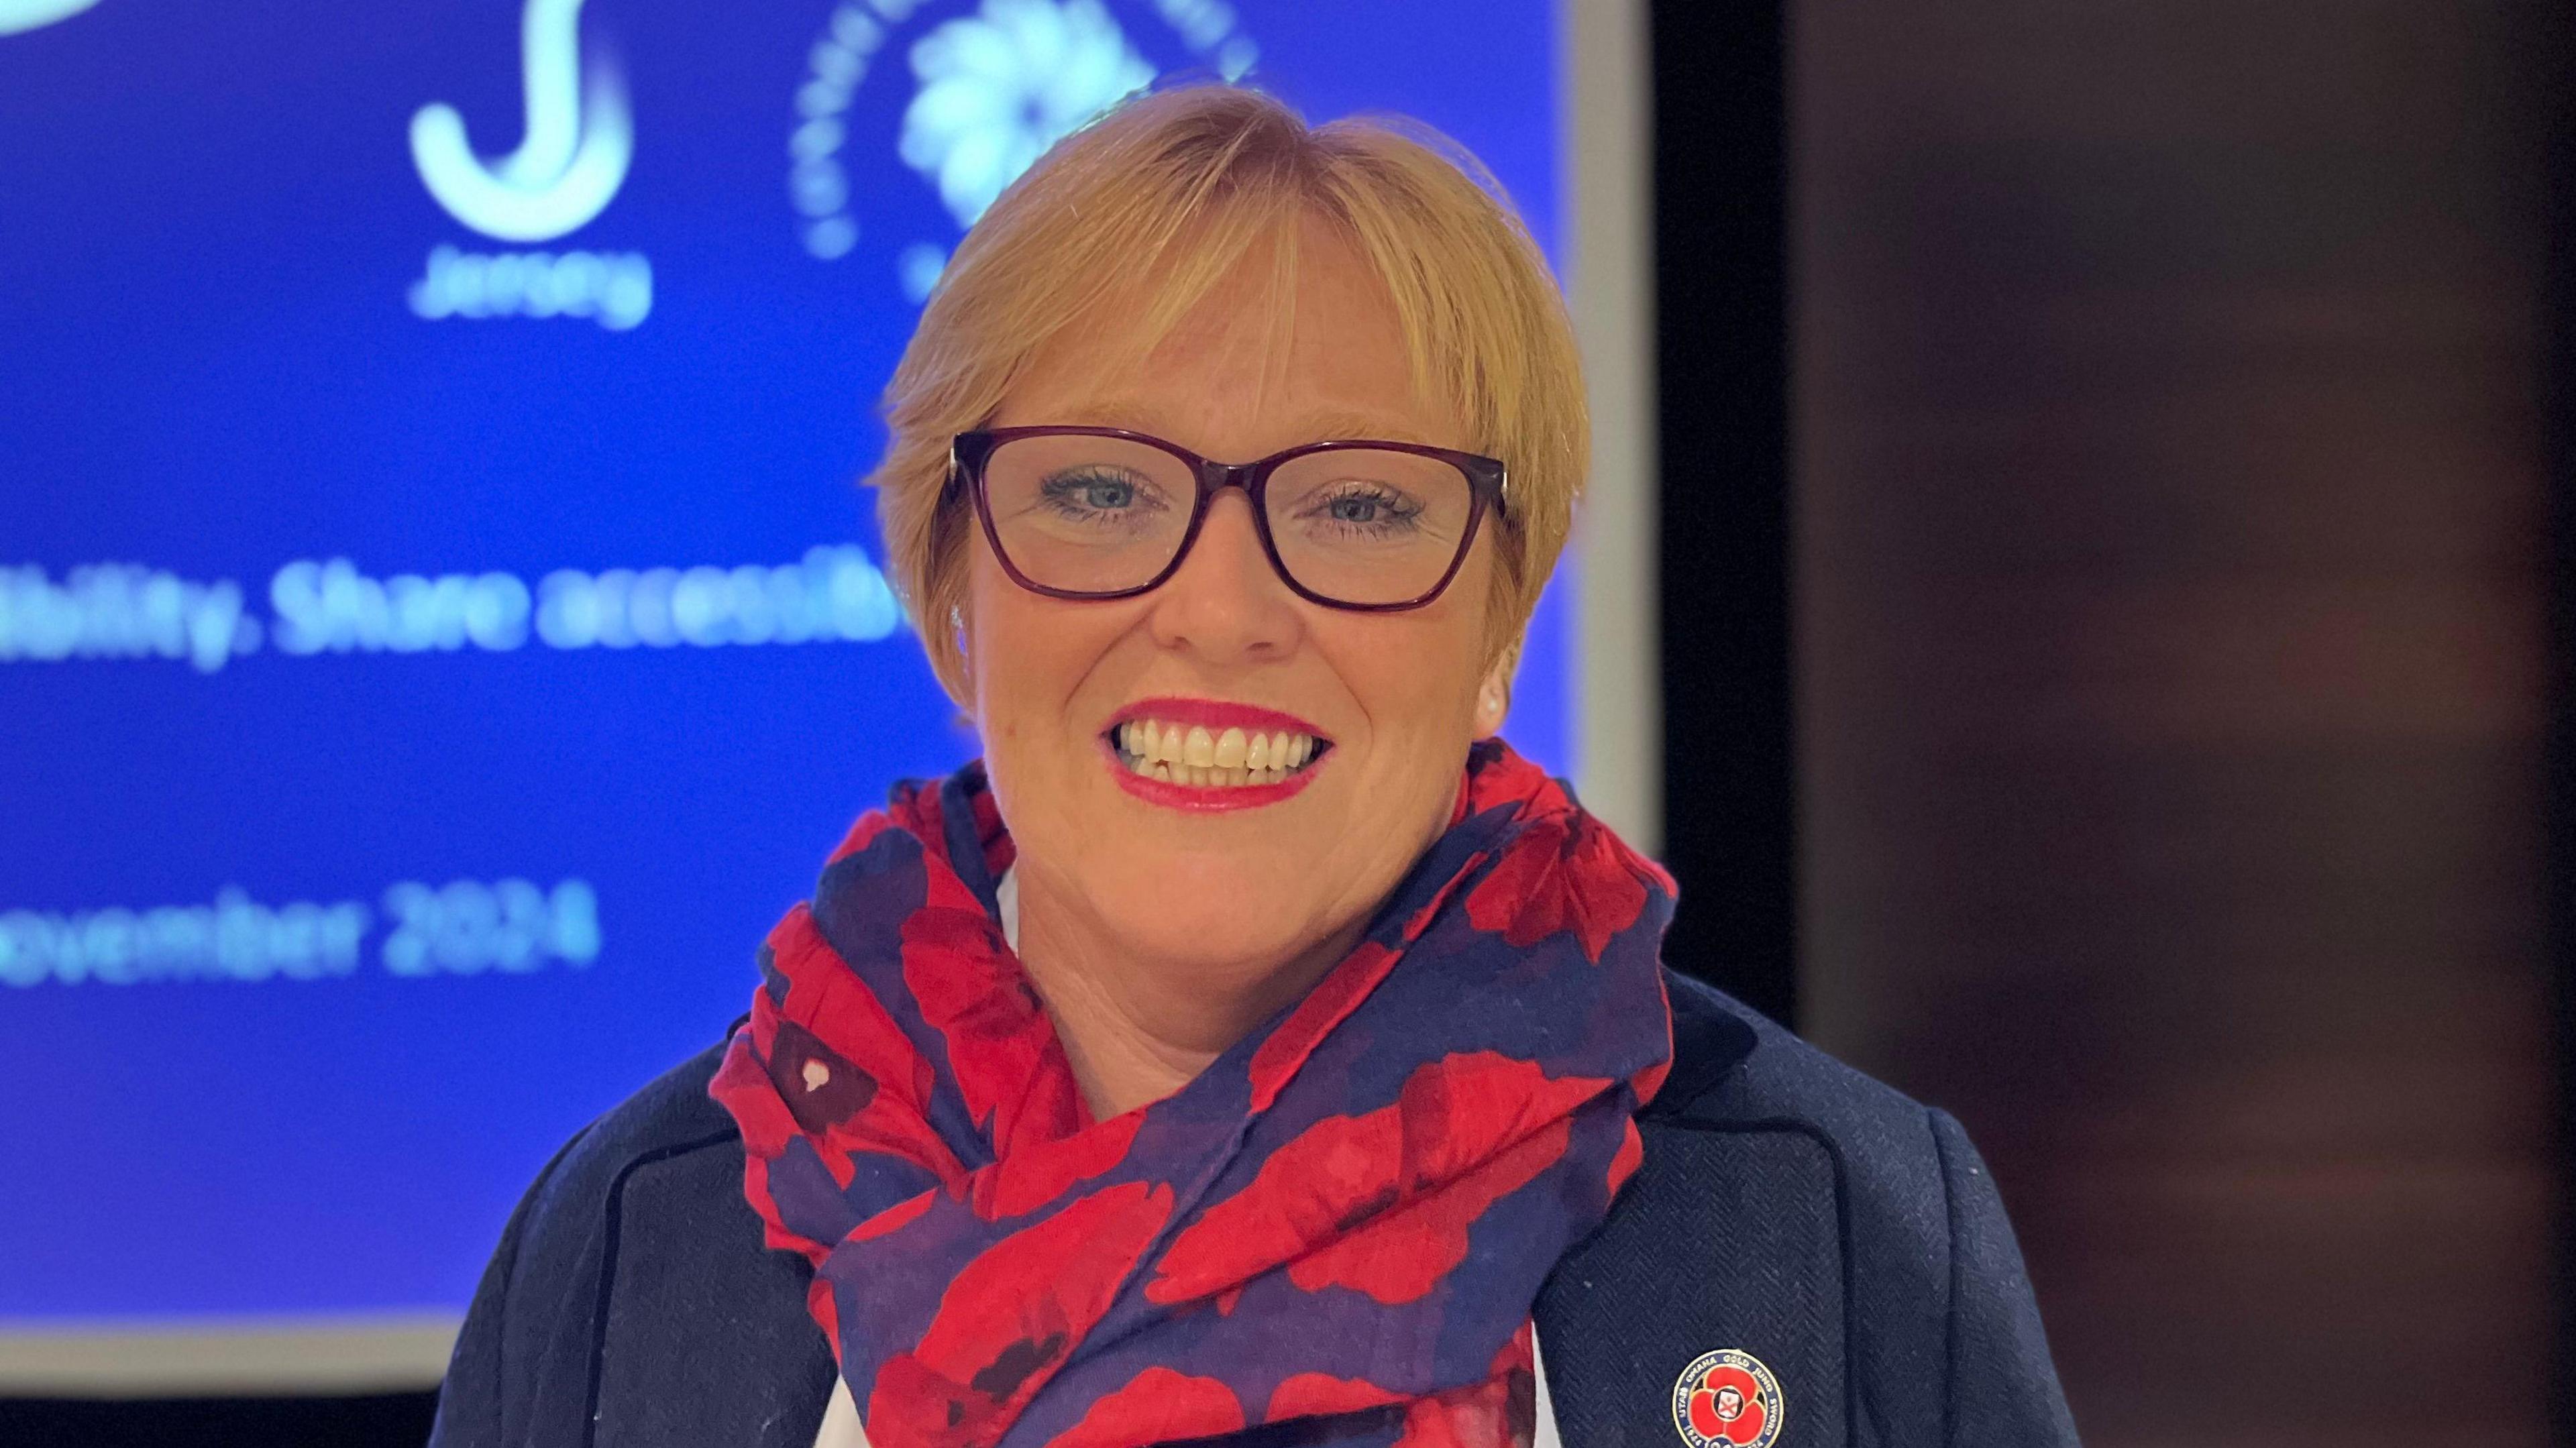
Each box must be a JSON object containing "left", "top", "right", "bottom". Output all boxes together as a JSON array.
[{"left": 947, "top": 425, "right": 1511, "bottom": 612}]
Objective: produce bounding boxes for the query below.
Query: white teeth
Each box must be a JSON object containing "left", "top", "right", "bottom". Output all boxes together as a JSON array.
[{"left": 1114, "top": 717, "right": 1325, "bottom": 786}]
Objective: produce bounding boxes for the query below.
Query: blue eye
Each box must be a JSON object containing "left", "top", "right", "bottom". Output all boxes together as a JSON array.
[
  {"left": 1299, "top": 484, "right": 1423, "bottom": 538},
  {"left": 1038, "top": 469, "right": 1159, "bottom": 519}
]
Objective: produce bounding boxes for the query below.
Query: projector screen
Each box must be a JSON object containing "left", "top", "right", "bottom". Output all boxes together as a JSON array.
[{"left": 0, "top": 0, "right": 1651, "bottom": 1388}]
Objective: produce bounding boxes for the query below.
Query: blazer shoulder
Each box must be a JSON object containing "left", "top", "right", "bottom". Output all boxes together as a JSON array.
[
  {"left": 1653, "top": 970, "right": 1957, "bottom": 1279},
  {"left": 1655, "top": 968, "right": 1940, "bottom": 1163},
  {"left": 503, "top": 1038, "right": 743, "bottom": 1247},
  {"left": 570, "top": 1037, "right": 741, "bottom": 1166},
  {"left": 1644, "top": 969, "right": 2078, "bottom": 1445}
]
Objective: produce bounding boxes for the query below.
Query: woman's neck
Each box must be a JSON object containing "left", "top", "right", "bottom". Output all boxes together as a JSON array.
[{"left": 1008, "top": 866, "right": 1362, "bottom": 1119}]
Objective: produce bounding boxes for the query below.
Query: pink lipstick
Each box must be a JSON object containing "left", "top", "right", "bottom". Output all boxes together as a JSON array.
[{"left": 1101, "top": 697, "right": 1334, "bottom": 812}]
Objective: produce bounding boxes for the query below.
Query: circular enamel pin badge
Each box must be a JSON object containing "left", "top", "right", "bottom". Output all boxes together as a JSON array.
[{"left": 1671, "top": 1348, "right": 1784, "bottom": 1447}]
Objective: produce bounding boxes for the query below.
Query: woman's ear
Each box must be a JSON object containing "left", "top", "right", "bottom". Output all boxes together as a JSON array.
[
  {"left": 942, "top": 602, "right": 981, "bottom": 716},
  {"left": 1474, "top": 665, "right": 1511, "bottom": 737}
]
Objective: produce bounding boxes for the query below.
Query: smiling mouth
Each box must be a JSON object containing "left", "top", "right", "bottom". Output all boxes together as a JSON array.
[{"left": 1106, "top": 717, "right": 1334, "bottom": 789}]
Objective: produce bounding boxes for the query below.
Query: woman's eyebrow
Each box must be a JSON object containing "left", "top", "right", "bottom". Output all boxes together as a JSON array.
[
  {"left": 1293, "top": 408, "right": 1437, "bottom": 445},
  {"left": 1048, "top": 398, "right": 1438, "bottom": 449},
  {"left": 1056, "top": 398, "right": 1177, "bottom": 435}
]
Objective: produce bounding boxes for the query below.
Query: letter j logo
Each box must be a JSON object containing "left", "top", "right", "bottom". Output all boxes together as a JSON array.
[{"left": 411, "top": 0, "right": 633, "bottom": 242}]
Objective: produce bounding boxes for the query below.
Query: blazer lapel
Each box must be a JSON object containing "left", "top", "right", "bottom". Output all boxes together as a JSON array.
[
  {"left": 1534, "top": 981, "right": 1853, "bottom": 1446},
  {"left": 586, "top": 1134, "right": 838, "bottom": 1448}
]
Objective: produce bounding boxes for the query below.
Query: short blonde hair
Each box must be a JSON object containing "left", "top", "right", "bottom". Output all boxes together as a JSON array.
[{"left": 869, "top": 85, "right": 1587, "bottom": 704}]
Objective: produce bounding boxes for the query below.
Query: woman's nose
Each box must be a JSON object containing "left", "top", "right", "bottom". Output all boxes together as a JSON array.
[{"left": 1145, "top": 491, "right": 1302, "bottom": 663}]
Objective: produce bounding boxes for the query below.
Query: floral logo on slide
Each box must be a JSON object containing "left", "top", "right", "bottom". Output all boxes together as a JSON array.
[
  {"left": 1671, "top": 1348, "right": 1782, "bottom": 1448},
  {"left": 784, "top": 0, "right": 1258, "bottom": 299},
  {"left": 898, "top": 0, "right": 1155, "bottom": 230}
]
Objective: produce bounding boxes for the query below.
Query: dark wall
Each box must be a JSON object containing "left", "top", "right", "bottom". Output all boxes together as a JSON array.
[
  {"left": 1652, "top": 1, "right": 1797, "bottom": 1025},
  {"left": 1788, "top": 3, "right": 2565, "bottom": 1443}
]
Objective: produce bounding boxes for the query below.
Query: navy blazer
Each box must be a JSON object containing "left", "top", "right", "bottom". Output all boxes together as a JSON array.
[{"left": 429, "top": 972, "right": 2079, "bottom": 1447}]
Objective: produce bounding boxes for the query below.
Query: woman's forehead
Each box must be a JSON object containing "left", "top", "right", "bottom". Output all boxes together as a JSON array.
[{"left": 1000, "top": 280, "right": 1464, "bottom": 448}]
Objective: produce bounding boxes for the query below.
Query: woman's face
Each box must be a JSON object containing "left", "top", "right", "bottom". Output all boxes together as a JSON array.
[{"left": 966, "top": 221, "right": 1507, "bottom": 977}]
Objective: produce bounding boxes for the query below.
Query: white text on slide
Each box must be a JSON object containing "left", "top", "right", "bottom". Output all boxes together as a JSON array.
[
  {"left": 0, "top": 878, "right": 601, "bottom": 989},
  {"left": 381, "top": 878, "right": 600, "bottom": 977},
  {"left": 0, "top": 563, "right": 259, "bottom": 673},
  {"left": 0, "top": 547, "right": 904, "bottom": 673}
]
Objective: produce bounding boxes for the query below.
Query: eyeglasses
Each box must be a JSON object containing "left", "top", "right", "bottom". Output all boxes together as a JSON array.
[{"left": 947, "top": 426, "right": 1508, "bottom": 612}]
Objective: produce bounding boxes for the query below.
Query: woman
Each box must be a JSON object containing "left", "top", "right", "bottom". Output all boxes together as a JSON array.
[{"left": 430, "top": 87, "right": 2078, "bottom": 1448}]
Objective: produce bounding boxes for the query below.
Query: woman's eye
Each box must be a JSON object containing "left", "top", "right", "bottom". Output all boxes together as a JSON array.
[
  {"left": 1040, "top": 470, "right": 1157, "bottom": 516},
  {"left": 1303, "top": 486, "right": 1420, "bottom": 533}
]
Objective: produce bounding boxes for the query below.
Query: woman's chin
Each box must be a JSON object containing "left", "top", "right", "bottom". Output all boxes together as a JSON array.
[{"left": 1085, "top": 894, "right": 1336, "bottom": 977}]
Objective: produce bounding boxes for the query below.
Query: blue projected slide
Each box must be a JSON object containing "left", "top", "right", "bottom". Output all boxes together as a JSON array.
[{"left": 0, "top": 0, "right": 1570, "bottom": 1322}]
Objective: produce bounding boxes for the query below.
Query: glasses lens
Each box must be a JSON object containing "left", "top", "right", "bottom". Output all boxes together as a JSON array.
[
  {"left": 1264, "top": 448, "right": 1477, "bottom": 606},
  {"left": 981, "top": 434, "right": 1195, "bottom": 594}
]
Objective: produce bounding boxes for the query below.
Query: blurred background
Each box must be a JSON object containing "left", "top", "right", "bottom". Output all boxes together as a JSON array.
[{"left": 1, "top": 1, "right": 2567, "bottom": 1444}]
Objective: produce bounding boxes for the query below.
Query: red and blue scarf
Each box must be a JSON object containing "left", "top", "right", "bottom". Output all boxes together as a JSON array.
[{"left": 711, "top": 740, "right": 1676, "bottom": 1447}]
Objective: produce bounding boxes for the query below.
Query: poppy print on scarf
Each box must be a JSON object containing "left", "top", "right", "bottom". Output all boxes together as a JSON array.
[{"left": 710, "top": 741, "right": 1676, "bottom": 1448}]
